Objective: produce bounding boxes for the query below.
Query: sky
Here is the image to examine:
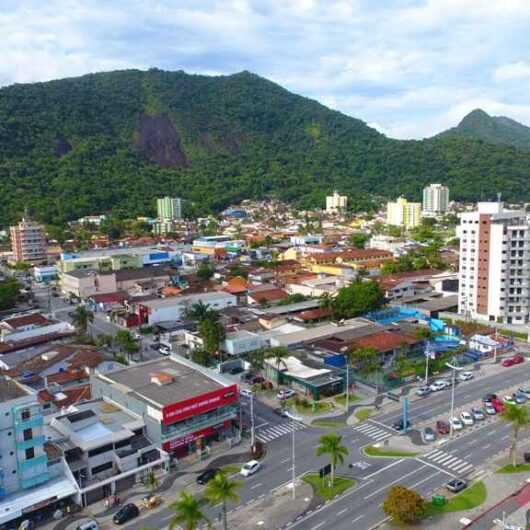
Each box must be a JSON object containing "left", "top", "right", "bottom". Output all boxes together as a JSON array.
[{"left": 2, "top": 0, "right": 530, "bottom": 139}]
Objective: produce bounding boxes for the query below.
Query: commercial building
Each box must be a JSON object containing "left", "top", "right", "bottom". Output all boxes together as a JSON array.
[
  {"left": 157, "top": 196, "right": 182, "bottom": 220},
  {"left": 458, "top": 202, "right": 530, "bottom": 324},
  {"left": 10, "top": 218, "right": 47, "bottom": 264},
  {"left": 91, "top": 358, "right": 240, "bottom": 458},
  {"left": 423, "top": 184, "right": 449, "bottom": 215},
  {"left": 33, "top": 266, "right": 58, "bottom": 284},
  {"left": 386, "top": 197, "right": 422, "bottom": 229},
  {"left": 326, "top": 191, "right": 348, "bottom": 214}
]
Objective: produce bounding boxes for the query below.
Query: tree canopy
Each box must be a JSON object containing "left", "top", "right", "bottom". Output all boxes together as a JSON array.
[{"left": 331, "top": 279, "right": 385, "bottom": 319}]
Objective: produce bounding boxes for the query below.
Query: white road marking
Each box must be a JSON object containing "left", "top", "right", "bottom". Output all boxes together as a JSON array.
[
  {"left": 337, "top": 508, "right": 348, "bottom": 516},
  {"left": 364, "top": 466, "right": 426, "bottom": 499},
  {"left": 310, "top": 522, "right": 326, "bottom": 530}
]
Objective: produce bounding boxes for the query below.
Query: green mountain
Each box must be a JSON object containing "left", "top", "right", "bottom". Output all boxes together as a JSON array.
[
  {"left": 440, "top": 108, "right": 530, "bottom": 151},
  {"left": 1, "top": 69, "right": 530, "bottom": 227}
]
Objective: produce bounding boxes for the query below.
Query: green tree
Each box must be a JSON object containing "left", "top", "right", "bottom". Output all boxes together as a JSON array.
[
  {"left": 144, "top": 469, "right": 159, "bottom": 494},
  {"left": 265, "top": 346, "right": 289, "bottom": 385},
  {"left": 204, "top": 471, "right": 241, "bottom": 530},
  {"left": 348, "top": 347, "right": 380, "bottom": 374},
  {"left": 349, "top": 233, "right": 369, "bottom": 249},
  {"left": 191, "top": 349, "right": 212, "bottom": 366},
  {"left": 199, "top": 318, "right": 226, "bottom": 356},
  {"left": 501, "top": 404, "right": 530, "bottom": 468},
  {"left": 0, "top": 278, "right": 21, "bottom": 311},
  {"left": 315, "top": 433, "right": 349, "bottom": 486},
  {"left": 95, "top": 333, "right": 113, "bottom": 349},
  {"left": 169, "top": 490, "right": 209, "bottom": 530},
  {"left": 184, "top": 301, "right": 217, "bottom": 323},
  {"left": 115, "top": 330, "right": 140, "bottom": 360},
  {"left": 331, "top": 279, "right": 385, "bottom": 319},
  {"left": 246, "top": 348, "right": 265, "bottom": 372},
  {"left": 71, "top": 305, "right": 94, "bottom": 335},
  {"left": 383, "top": 485, "right": 425, "bottom": 524},
  {"left": 197, "top": 262, "right": 215, "bottom": 282}
]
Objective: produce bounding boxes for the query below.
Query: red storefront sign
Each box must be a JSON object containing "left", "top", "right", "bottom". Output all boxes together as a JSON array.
[
  {"left": 162, "top": 384, "right": 238, "bottom": 425},
  {"left": 162, "top": 425, "right": 216, "bottom": 451}
]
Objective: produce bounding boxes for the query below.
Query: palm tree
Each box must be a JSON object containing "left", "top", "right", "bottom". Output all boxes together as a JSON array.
[
  {"left": 204, "top": 471, "right": 241, "bottom": 530},
  {"left": 501, "top": 404, "right": 530, "bottom": 468},
  {"left": 265, "top": 346, "right": 289, "bottom": 386},
  {"left": 169, "top": 490, "right": 209, "bottom": 530},
  {"left": 71, "top": 305, "right": 94, "bottom": 335},
  {"left": 184, "top": 301, "right": 218, "bottom": 323},
  {"left": 144, "top": 469, "right": 159, "bottom": 494},
  {"left": 315, "top": 433, "right": 349, "bottom": 486}
]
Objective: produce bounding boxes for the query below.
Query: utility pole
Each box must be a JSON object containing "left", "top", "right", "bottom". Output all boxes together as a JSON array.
[
  {"left": 446, "top": 358, "right": 461, "bottom": 438},
  {"left": 291, "top": 411, "right": 296, "bottom": 499},
  {"left": 493, "top": 327, "right": 498, "bottom": 363},
  {"left": 250, "top": 391, "right": 255, "bottom": 450},
  {"left": 345, "top": 359, "right": 350, "bottom": 412}
]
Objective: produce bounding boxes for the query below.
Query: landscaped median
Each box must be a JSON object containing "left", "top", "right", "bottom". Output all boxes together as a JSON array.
[
  {"left": 354, "top": 407, "right": 374, "bottom": 422},
  {"left": 424, "top": 481, "right": 487, "bottom": 515},
  {"left": 496, "top": 463, "right": 530, "bottom": 473},
  {"left": 363, "top": 445, "right": 419, "bottom": 458},
  {"left": 302, "top": 473, "right": 355, "bottom": 501},
  {"left": 311, "top": 418, "right": 347, "bottom": 429}
]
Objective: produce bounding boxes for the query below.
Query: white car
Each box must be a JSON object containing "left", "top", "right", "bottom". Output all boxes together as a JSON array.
[
  {"left": 158, "top": 344, "right": 171, "bottom": 356},
  {"left": 429, "top": 380, "right": 448, "bottom": 392},
  {"left": 460, "top": 411, "right": 474, "bottom": 426},
  {"left": 458, "top": 371, "right": 474, "bottom": 382},
  {"left": 276, "top": 389, "right": 296, "bottom": 400},
  {"left": 240, "top": 388, "right": 253, "bottom": 398},
  {"left": 449, "top": 417, "right": 464, "bottom": 430},
  {"left": 240, "top": 460, "right": 261, "bottom": 477}
]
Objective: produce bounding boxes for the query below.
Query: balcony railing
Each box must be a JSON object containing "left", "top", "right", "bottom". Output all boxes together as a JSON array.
[
  {"left": 14, "top": 416, "right": 43, "bottom": 432},
  {"left": 20, "top": 473, "right": 49, "bottom": 490},
  {"left": 16, "top": 435, "right": 45, "bottom": 450},
  {"left": 18, "top": 454, "right": 47, "bottom": 472}
]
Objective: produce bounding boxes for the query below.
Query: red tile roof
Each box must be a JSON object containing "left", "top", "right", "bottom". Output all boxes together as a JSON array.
[
  {"left": 2, "top": 313, "right": 51, "bottom": 329},
  {"left": 38, "top": 384, "right": 91, "bottom": 408},
  {"left": 352, "top": 331, "right": 421, "bottom": 353},
  {"left": 297, "top": 308, "right": 332, "bottom": 321},
  {"left": 249, "top": 288, "right": 289, "bottom": 303},
  {"left": 89, "top": 291, "right": 128, "bottom": 304}
]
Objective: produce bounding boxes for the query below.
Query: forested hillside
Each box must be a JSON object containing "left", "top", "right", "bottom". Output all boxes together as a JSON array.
[{"left": 1, "top": 68, "right": 530, "bottom": 226}]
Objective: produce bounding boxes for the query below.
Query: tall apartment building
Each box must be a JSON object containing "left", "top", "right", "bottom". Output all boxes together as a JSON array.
[
  {"left": 423, "top": 184, "right": 449, "bottom": 215},
  {"left": 458, "top": 202, "right": 530, "bottom": 325},
  {"left": 0, "top": 378, "right": 49, "bottom": 498},
  {"left": 326, "top": 191, "right": 348, "bottom": 214},
  {"left": 10, "top": 218, "right": 47, "bottom": 264},
  {"left": 386, "top": 197, "right": 422, "bottom": 229},
  {"left": 156, "top": 196, "right": 182, "bottom": 220}
]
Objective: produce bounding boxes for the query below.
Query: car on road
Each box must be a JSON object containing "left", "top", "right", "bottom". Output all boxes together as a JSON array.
[
  {"left": 429, "top": 380, "right": 449, "bottom": 392},
  {"left": 471, "top": 408, "right": 485, "bottom": 421},
  {"left": 458, "top": 371, "right": 474, "bottom": 382},
  {"left": 240, "top": 388, "right": 253, "bottom": 398},
  {"left": 113, "top": 503, "right": 139, "bottom": 525},
  {"left": 514, "top": 392, "right": 527, "bottom": 404},
  {"left": 460, "top": 411, "right": 474, "bottom": 426},
  {"left": 242, "top": 374, "right": 265, "bottom": 385},
  {"left": 518, "top": 388, "right": 530, "bottom": 398},
  {"left": 446, "top": 478, "right": 468, "bottom": 493},
  {"left": 229, "top": 366, "right": 244, "bottom": 375},
  {"left": 423, "top": 427, "right": 436, "bottom": 442},
  {"left": 482, "top": 393, "right": 498, "bottom": 404},
  {"left": 503, "top": 395, "right": 516, "bottom": 405},
  {"left": 196, "top": 468, "right": 220, "bottom": 485},
  {"left": 392, "top": 419, "right": 412, "bottom": 431},
  {"left": 485, "top": 403, "right": 497, "bottom": 415},
  {"left": 502, "top": 353, "right": 525, "bottom": 367},
  {"left": 158, "top": 344, "right": 171, "bottom": 356},
  {"left": 273, "top": 407, "right": 288, "bottom": 417},
  {"left": 416, "top": 386, "right": 432, "bottom": 397},
  {"left": 240, "top": 460, "right": 261, "bottom": 477},
  {"left": 276, "top": 388, "right": 296, "bottom": 400},
  {"left": 491, "top": 398, "right": 505, "bottom": 413},
  {"left": 449, "top": 417, "right": 464, "bottom": 431},
  {"left": 436, "top": 420, "right": 450, "bottom": 435},
  {"left": 285, "top": 410, "right": 303, "bottom": 422}
]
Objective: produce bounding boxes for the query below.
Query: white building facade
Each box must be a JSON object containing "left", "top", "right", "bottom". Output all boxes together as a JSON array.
[
  {"left": 326, "top": 191, "right": 347, "bottom": 214},
  {"left": 423, "top": 184, "right": 449, "bottom": 215},
  {"left": 458, "top": 202, "right": 530, "bottom": 325}
]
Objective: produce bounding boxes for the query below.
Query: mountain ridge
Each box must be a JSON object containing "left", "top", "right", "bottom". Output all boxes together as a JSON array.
[{"left": 1, "top": 68, "right": 530, "bottom": 226}]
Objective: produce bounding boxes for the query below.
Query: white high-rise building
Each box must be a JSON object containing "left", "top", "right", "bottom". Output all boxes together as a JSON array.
[
  {"left": 326, "top": 191, "right": 347, "bottom": 214},
  {"left": 386, "top": 197, "right": 422, "bottom": 229},
  {"left": 423, "top": 184, "right": 449, "bottom": 215},
  {"left": 156, "top": 196, "right": 182, "bottom": 220},
  {"left": 458, "top": 202, "right": 530, "bottom": 325}
]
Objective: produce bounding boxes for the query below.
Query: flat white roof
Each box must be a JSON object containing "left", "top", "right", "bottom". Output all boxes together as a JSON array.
[
  {"left": 266, "top": 356, "right": 331, "bottom": 380},
  {"left": 76, "top": 421, "right": 113, "bottom": 443},
  {"left": 142, "top": 291, "right": 235, "bottom": 309},
  {"left": 0, "top": 477, "right": 77, "bottom": 525}
]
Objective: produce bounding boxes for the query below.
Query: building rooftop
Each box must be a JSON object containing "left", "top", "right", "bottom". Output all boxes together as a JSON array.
[
  {"left": 0, "top": 377, "right": 30, "bottom": 402},
  {"left": 95, "top": 358, "right": 225, "bottom": 408},
  {"left": 1, "top": 312, "right": 52, "bottom": 329},
  {"left": 141, "top": 291, "right": 235, "bottom": 310}
]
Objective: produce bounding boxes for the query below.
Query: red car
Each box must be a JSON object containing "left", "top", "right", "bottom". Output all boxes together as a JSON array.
[
  {"left": 502, "top": 354, "right": 525, "bottom": 367},
  {"left": 436, "top": 420, "right": 450, "bottom": 435},
  {"left": 491, "top": 398, "right": 505, "bottom": 413}
]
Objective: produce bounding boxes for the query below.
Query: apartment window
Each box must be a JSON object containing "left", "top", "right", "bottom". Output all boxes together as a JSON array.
[
  {"left": 91, "top": 462, "right": 113, "bottom": 475},
  {"left": 25, "top": 447, "right": 35, "bottom": 460},
  {"left": 21, "top": 409, "right": 30, "bottom": 421},
  {"left": 23, "top": 428, "right": 32, "bottom": 441},
  {"left": 88, "top": 443, "right": 113, "bottom": 457}
]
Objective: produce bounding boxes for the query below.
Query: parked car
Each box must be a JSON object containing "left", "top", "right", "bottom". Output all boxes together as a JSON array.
[
  {"left": 449, "top": 417, "right": 464, "bottom": 431},
  {"left": 416, "top": 386, "right": 432, "bottom": 397},
  {"left": 482, "top": 393, "right": 497, "bottom": 403},
  {"left": 196, "top": 468, "right": 220, "bottom": 485},
  {"left": 492, "top": 398, "right": 505, "bottom": 413},
  {"left": 471, "top": 408, "right": 485, "bottom": 421},
  {"left": 392, "top": 419, "right": 412, "bottom": 431},
  {"left": 276, "top": 389, "right": 296, "bottom": 400},
  {"left": 503, "top": 395, "right": 516, "bottom": 405},
  {"left": 460, "top": 411, "right": 474, "bottom": 426},
  {"left": 158, "top": 344, "right": 171, "bottom": 356},
  {"left": 518, "top": 387, "right": 530, "bottom": 398},
  {"left": 514, "top": 392, "right": 527, "bottom": 404},
  {"left": 76, "top": 520, "right": 99, "bottom": 530},
  {"left": 484, "top": 403, "right": 497, "bottom": 415},
  {"left": 423, "top": 427, "right": 436, "bottom": 442},
  {"left": 240, "top": 460, "right": 261, "bottom": 477},
  {"left": 436, "top": 420, "right": 450, "bottom": 435},
  {"left": 113, "top": 504, "right": 139, "bottom": 525},
  {"left": 458, "top": 371, "right": 474, "bottom": 382},
  {"left": 240, "top": 388, "right": 253, "bottom": 398},
  {"left": 446, "top": 478, "right": 468, "bottom": 493},
  {"left": 229, "top": 366, "right": 244, "bottom": 375},
  {"left": 430, "top": 380, "right": 448, "bottom": 392},
  {"left": 502, "top": 353, "right": 525, "bottom": 367}
]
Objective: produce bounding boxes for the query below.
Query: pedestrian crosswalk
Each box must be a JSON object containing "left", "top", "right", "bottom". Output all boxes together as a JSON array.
[
  {"left": 352, "top": 422, "right": 393, "bottom": 442},
  {"left": 421, "top": 449, "right": 474, "bottom": 475},
  {"left": 255, "top": 420, "right": 306, "bottom": 443}
]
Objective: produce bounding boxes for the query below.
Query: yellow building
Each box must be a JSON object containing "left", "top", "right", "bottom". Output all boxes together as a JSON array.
[{"left": 386, "top": 197, "right": 422, "bottom": 229}]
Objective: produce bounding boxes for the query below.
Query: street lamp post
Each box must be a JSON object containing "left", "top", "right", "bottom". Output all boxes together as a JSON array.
[
  {"left": 345, "top": 360, "right": 350, "bottom": 412},
  {"left": 250, "top": 391, "right": 255, "bottom": 450},
  {"left": 446, "top": 359, "right": 462, "bottom": 438},
  {"left": 291, "top": 411, "right": 296, "bottom": 499}
]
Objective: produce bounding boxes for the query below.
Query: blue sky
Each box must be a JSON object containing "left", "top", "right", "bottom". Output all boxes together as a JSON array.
[{"left": 2, "top": 0, "right": 530, "bottom": 138}]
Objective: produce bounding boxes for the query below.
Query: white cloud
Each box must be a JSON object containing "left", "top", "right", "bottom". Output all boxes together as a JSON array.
[{"left": 494, "top": 61, "right": 530, "bottom": 81}]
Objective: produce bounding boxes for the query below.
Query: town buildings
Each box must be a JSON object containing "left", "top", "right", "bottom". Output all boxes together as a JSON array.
[
  {"left": 326, "top": 191, "right": 348, "bottom": 214},
  {"left": 458, "top": 201, "right": 530, "bottom": 325},
  {"left": 386, "top": 197, "right": 422, "bottom": 229},
  {"left": 423, "top": 184, "right": 450, "bottom": 215},
  {"left": 10, "top": 218, "right": 47, "bottom": 264}
]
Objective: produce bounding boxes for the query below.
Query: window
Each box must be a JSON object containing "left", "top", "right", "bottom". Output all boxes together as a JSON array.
[
  {"left": 23, "top": 428, "right": 32, "bottom": 441},
  {"left": 25, "top": 448, "right": 34, "bottom": 460},
  {"left": 88, "top": 443, "right": 113, "bottom": 457},
  {"left": 91, "top": 461, "right": 113, "bottom": 475},
  {"left": 21, "top": 409, "right": 31, "bottom": 421}
]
